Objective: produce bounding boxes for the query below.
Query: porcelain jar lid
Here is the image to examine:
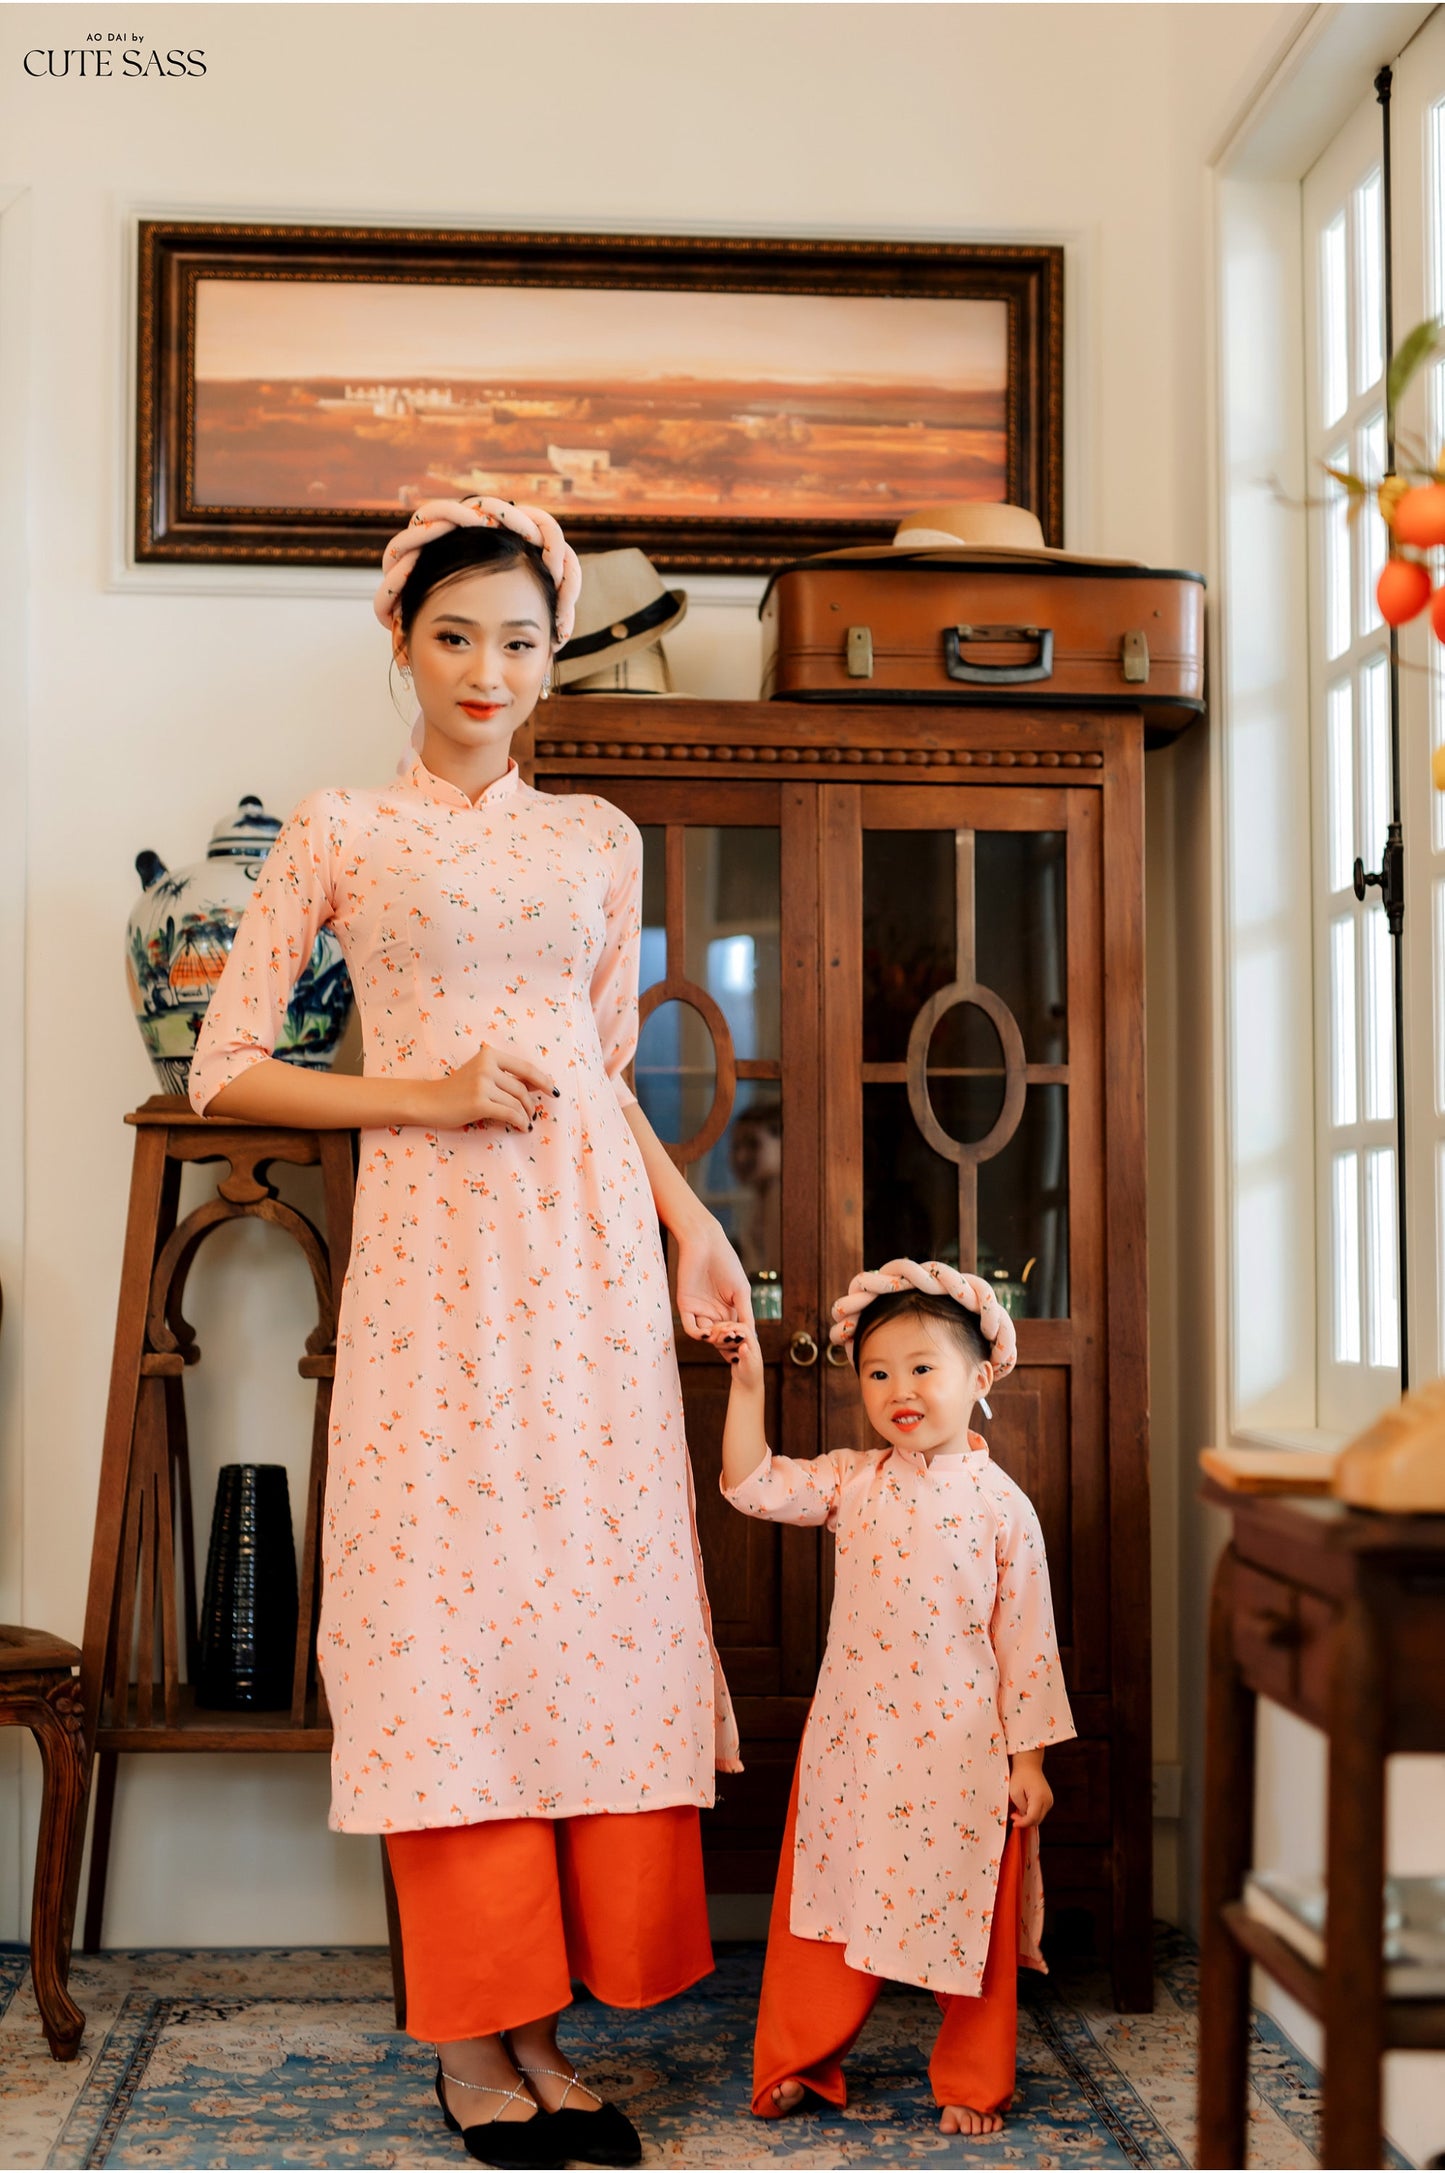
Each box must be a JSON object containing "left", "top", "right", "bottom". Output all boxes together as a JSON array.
[{"left": 206, "top": 795, "right": 281, "bottom": 859}]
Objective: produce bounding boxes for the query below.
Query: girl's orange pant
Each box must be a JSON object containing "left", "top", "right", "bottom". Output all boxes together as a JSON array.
[
  {"left": 752, "top": 1763, "right": 1022, "bottom": 2116},
  {"left": 385, "top": 1805, "right": 713, "bottom": 2042}
]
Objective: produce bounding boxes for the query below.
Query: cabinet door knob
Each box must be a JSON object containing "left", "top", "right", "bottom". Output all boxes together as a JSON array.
[
  {"left": 825, "top": 1341, "right": 850, "bottom": 1368},
  {"left": 789, "top": 1330, "right": 819, "bottom": 1368}
]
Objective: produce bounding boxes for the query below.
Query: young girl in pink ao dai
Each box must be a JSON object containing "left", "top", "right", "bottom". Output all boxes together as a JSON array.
[{"left": 709, "top": 1257, "right": 1074, "bottom": 2136}]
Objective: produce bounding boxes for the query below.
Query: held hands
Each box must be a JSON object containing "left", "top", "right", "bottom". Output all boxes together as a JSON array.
[
  {"left": 1007, "top": 1750, "right": 1054, "bottom": 1830},
  {"left": 424, "top": 1043, "right": 556, "bottom": 1133},
  {"left": 705, "top": 1317, "right": 765, "bottom": 1393},
  {"left": 674, "top": 1226, "right": 753, "bottom": 1341}
]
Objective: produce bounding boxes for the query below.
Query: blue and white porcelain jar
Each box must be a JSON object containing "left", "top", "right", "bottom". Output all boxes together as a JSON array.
[{"left": 125, "top": 795, "right": 352, "bottom": 1096}]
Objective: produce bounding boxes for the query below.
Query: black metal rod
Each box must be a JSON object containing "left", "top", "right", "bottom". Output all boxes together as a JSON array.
[{"left": 1376, "top": 62, "right": 1410, "bottom": 1387}]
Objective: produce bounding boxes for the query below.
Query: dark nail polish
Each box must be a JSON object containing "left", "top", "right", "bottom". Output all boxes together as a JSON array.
[{"left": 552, "top": 1087, "right": 560, "bottom": 1097}]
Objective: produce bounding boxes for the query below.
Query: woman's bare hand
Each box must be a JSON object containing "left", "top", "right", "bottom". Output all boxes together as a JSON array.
[
  {"left": 674, "top": 1224, "right": 753, "bottom": 1339},
  {"left": 423, "top": 1045, "right": 557, "bottom": 1132}
]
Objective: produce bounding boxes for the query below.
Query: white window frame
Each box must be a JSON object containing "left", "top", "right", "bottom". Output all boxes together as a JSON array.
[
  {"left": 1302, "top": 99, "right": 1402, "bottom": 1433},
  {"left": 1211, "top": 2, "right": 1435, "bottom": 1451}
]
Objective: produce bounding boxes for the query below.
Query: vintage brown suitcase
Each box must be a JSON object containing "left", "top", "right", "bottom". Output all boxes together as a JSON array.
[{"left": 759, "top": 547, "right": 1205, "bottom": 736}]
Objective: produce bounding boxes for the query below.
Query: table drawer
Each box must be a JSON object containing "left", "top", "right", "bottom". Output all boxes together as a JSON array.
[
  {"left": 1295, "top": 1592, "right": 1336, "bottom": 1723},
  {"left": 1233, "top": 1562, "right": 1302, "bottom": 1704}
]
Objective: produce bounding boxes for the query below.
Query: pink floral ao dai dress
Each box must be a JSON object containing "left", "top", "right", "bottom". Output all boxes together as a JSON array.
[
  {"left": 724, "top": 1436, "right": 1073, "bottom": 1996},
  {"left": 191, "top": 755, "right": 740, "bottom": 1831}
]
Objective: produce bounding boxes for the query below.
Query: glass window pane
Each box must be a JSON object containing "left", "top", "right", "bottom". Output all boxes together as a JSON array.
[
  {"left": 1360, "top": 655, "right": 1390, "bottom": 866},
  {"left": 863, "top": 1082, "right": 956, "bottom": 1267},
  {"left": 1326, "top": 452, "right": 1352, "bottom": 659},
  {"left": 863, "top": 831, "right": 955, "bottom": 1062},
  {"left": 1327, "top": 681, "right": 1355, "bottom": 893},
  {"left": 1333, "top": 1150, "right": 1361, "bottom": 1365},
  {"left": 861, "top": 1085, "right": 1070, "bottom": 1319},
  {"left": 1354, "top": 170, "right": 1384, "bottom": 395},
  {"left": 1322, "top": 212, "right": 1348, "bottom": 426},
  {"left": 634, "top": 994, "right": 715, "bottom": 1146},
  {"left": 682, "top": 827, "right": 780, "bottom": 1063},
  {"left": 1430, "top": 98, "right": 1445, "bottom": 315},
  {"left": 689, "top": 1079, "right": 782, "bottom": 1286},
  {"left": 1365, "top": 1147, "right": 1400, "bottom": 1369},
  {"left": 978, "top": 1084, "right": 1070, "bottom": 1320},
  {"left": 1429, "top": 372, "right": 1445, "bottom": 854},
  {"left": 1358, "top": 412, "right": 1386, "bottom": 634},
  {"left": 1436, "top": 880, "right": 1445, "bottom": 1117},
  {"left": 928, "top": 1014, "right": 1008, "bottom": 1145},
  {"left": 1362, "top": 905, "right": 1394, "bottom": 1123},
  {"left": 639, "top": 825, "right": 665, "bottom": 987},
  {"left": 1330, "top": 915, "right": 1358, "bottom": 1128},
  {"left": 974, "top": 831, "right": 1068, "bottom": 1064}
]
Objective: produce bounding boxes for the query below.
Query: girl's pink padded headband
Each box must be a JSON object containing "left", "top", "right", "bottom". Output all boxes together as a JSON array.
[
  {"left": 828, "top": 1257, "right": 1018, "bottom": 1380},
  {"left": 373, "top": 495, "right": 582, "bottom": 647}
]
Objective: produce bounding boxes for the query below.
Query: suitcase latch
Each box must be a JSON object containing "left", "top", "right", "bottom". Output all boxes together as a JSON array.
[
  {"left": 845, "top": 626, "right": 874, "bottom": 679},
  {"left": 1121, "top": 630, "right": 1150, "bottom": 684}
]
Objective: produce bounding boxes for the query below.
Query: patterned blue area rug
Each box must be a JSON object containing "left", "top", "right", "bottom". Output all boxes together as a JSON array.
[{"left": 0, "top": 1927, "right": 1393, "bottom": 2169}]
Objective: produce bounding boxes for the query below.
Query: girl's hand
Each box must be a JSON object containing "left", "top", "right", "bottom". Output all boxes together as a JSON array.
[
  {"left": 674, "top": 1223, "right": 752, "bottom": 1339},
  {"left": 1007, "top": 1751, "right": 1053, "bottom": 1830},
  {"left": 706, "top": 1319, "right": 765, "bottom": 1395},
  {"left": 424, "top": 1044, "right": 556, "bottom": 1132}
]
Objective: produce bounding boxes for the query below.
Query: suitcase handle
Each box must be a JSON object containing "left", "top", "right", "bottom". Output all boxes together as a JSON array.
[{"left": 943, "top": 624, "right": 1055, "bottom": 685}]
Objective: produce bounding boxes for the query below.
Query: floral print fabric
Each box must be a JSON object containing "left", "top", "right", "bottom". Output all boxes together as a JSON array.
[
  {"left": 723, "top": 1436, "right": 1073, "bottom": 1996},
  {"left": 190, "top": 754, "right": 739, "bottom": 1832}
]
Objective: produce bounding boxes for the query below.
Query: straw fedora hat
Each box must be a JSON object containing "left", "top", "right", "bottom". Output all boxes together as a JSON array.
[
  {"left": 888, "top": 503, "right": 1135, "bottom": 565},
  {"left": 554, "top": 548, "right": 688, "bottom": 690}
]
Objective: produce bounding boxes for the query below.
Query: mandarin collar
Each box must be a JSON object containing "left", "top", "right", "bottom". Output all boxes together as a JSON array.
[
  {"left": 895, "top": 1430, "right": 991, "bottom": 1476},
  {"left": 401, "top": 752, "right": 523, "bottom": 812}
]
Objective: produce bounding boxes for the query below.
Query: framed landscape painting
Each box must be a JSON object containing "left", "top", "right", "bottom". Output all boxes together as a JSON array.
[{"left": 135, "top": 222, "right": 1063, "bottom": 572}]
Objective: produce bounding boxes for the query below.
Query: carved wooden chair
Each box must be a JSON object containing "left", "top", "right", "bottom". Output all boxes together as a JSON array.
[
  {"left": 1, "top": 1279, "right": 89, "bottom": 2057},
  {"left": 0, "top": 1623, "right": 88, "bottom": 2057}
]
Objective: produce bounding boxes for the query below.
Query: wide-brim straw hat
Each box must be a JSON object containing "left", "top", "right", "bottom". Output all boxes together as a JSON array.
[
  {"left": 554, "top": 548, "right": 688, "bottom": 687},
  {"left": 884, "top": 503, "right": 1137, "bottom": 567}
]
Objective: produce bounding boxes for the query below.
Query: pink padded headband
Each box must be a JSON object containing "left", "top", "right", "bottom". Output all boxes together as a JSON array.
[
  {"left": 374, "top": 495, "right": 582, "bottom": 647},
  {"left": 828, "top": 1257, "right": 1017, "bottom": 1381}
]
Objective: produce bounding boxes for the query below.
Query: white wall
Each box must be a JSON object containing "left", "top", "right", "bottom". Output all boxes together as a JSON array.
[{"left": 1, "top": 0, "right": 1297, "bottom": 1956}]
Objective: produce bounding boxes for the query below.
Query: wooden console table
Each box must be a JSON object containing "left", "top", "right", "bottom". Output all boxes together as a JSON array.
[{"left": 1196, "top": 1485, "right": 1445, "bottom": 2169}]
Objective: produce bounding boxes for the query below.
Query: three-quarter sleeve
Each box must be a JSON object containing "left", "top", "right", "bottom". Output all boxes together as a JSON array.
[
  {"left": 188, "top": 795, "right": 338, "bottom": 1116},
  {"left": 722, "top": 1448, "right": 852, "bottom": 1528},
  {"left": 990, "top": 1485, "right": 1076, "bottom": 1756},
  {"left": 589, "top": 808, "right": 643, "bottom": 1111}
]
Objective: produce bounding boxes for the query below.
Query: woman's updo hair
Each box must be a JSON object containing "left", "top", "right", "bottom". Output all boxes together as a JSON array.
[
  {"left": 396, "top": 522, "right": 559, "bottom": 643},
  {"left": 852, "top": 1288, "right": 992, "bottom": 1369}
]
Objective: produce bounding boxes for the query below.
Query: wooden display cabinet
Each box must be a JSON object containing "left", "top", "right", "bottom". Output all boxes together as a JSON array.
[{"left": 530, "top": 694, "right": 1153, "bottom": 2011}]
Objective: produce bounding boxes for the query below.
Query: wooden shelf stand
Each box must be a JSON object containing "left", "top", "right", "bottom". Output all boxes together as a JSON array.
[
  {"left": 1196, "top": 1485, "right": 1445, "bottom": 2169},
  {"left": 76, "top": 1097, "right": 355, "bottom": 1948}
]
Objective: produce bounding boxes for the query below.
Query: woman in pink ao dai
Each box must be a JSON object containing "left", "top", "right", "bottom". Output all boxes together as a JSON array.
[
  {"left": 710, "top": 1258, "right": 1074, "bottom": 2137},
  {"left": 190, "top": 502, "right": 745, "bottom": 2172}
]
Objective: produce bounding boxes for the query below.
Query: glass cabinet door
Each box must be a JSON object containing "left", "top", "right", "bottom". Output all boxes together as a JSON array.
[
  {"left": 634, "top": 819, "right": 785, "bottom": 1294},
  {"left": 821, "top": 782, "right": 1107, "bottom": 1695},
  {"left": 560, "top": 775, "right": 824, "bottom": 1823}
]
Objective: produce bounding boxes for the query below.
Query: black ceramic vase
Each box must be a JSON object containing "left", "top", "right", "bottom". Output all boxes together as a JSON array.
[{"left": 196, "top": 1464, "right": 299, "bottom": 1710}]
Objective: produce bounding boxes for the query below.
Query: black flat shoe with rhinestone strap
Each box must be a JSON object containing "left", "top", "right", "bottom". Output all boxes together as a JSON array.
[
  {"left": 513, "top": 2061, "right": 642, "bottom": 2169},
  {"left": 434, "top": 2059, "right": 559, "bottom": 2170}
]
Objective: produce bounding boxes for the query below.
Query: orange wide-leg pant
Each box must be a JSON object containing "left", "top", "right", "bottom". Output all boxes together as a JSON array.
[
  {"left": 386, "top": 1805, "right": 714, "bottom": 2042},
  {"left": 752, "top": 1763, "right": 1022, "bottom": 2116}
]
